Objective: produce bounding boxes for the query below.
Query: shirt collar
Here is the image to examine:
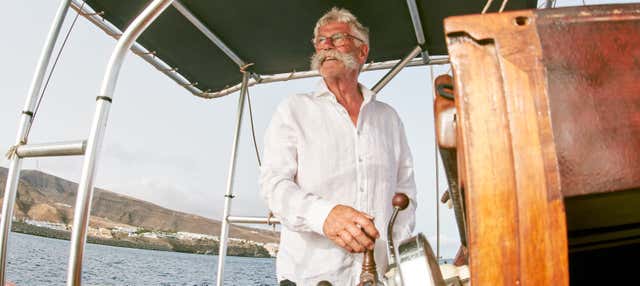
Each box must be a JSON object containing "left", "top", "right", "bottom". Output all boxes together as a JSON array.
[{"left": 313, "top": 79, "right": 376, "bottom": 105}]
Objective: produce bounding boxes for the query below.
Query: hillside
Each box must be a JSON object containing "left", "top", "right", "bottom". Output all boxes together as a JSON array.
[{"left": 0, "top": 167, "right": 278, "bottom": 244}]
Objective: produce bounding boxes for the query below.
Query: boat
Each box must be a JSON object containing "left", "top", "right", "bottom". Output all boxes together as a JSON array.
[{"left": 2, "top": 0, "right": 639, "bottom": 285}]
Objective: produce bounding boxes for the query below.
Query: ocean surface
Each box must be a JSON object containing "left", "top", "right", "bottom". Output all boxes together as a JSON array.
[{"left": 5, "top": 232, "right": 277, "bottom": 285}]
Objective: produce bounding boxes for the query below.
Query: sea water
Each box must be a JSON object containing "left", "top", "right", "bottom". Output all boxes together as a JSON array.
[{"left": 5, "top": 232, "right": 277, "bottom": 285}]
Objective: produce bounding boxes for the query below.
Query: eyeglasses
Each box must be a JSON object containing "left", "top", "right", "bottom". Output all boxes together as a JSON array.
[{"left": 312, "top": 32, "right": 364, "bottom": 47}]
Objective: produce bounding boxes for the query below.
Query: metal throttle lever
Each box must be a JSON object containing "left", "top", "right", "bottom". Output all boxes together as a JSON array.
[
  {"left": 383, "top": 193, "right": 445, "bottom": 286},
  {"left": 359, "top": 193, "right": 410, "bottom": 286},
  {"left": 387, "top": 193, "right": 410, "bottom": 268}
]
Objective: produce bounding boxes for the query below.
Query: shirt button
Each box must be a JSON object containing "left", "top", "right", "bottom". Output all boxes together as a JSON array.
[
  {"left": 358, "top": 157, "right": 363, "bottom": 162},
  {"left": 359, "top": 187, "right": 364, "bottom": 192},
  {"left": 357, "top": 130, "right": 361, "bottom": 136}
]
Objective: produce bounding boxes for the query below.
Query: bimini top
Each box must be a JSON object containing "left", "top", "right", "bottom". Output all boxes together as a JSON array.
[{"left": 74, "top": 0, "right": 536, "bottom": 98}]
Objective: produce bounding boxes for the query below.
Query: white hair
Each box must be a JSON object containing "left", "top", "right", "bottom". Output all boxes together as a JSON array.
[{"left": 313, "top": 7, "right": 370, "bottom": 46}]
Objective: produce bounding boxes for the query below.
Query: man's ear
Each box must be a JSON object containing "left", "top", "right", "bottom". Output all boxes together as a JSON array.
[{"left": 358, "top": 44, "right": 369, "bottom": 65}]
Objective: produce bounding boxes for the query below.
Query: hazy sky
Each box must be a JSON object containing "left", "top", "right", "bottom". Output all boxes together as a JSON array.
[{"left": 1, "top": 0, "right": 632, "bottom": 259}]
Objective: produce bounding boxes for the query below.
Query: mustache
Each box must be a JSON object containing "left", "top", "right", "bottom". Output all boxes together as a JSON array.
[{"left": 310, "top": 50, "right": 359, "bottom": 71}]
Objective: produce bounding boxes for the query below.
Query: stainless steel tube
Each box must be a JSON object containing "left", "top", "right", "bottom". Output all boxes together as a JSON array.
[
  {"left": 386, "top": 208, "right": 401, "bottom": 267},
  {"left": 0, "top": 0, "right": 71, "bottom": 284},
  {"left": 172, "top": 1, "right": 246, "bottom": 68},
  {"left": 406, "top": 0, "right": 426, "bottom": 45},
  {"left": 66, "top": 1, "right": 174, "bottom": 285},
  {"left": 70, "top": 0, "right": 204, "bottom": 97},
  {"left": 216, "top": 72, "right": 250, "bottom": 286},
  {"left": 372, "top": 45, "right": 423, "bottom": 93},
  {"left": 16, "top": 140, "right": 86, "bottom": 158},
  {"left": 203, "top": 56, "right": 449, "bottom": 98},
  {"left": 227, "top": 216, "right": 281, "bottom": 225}
]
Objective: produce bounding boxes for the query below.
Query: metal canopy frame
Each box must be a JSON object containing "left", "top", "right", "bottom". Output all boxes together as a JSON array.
[
  {"left": 74, "top": 1, "right": 452, "bottom": 100},
  {"left": 67, "top": 0, "right": 176, "bottom": 284},
  {"left": 71, "top": 0, "right": 450, "bottom": 100},
  {"left": 406, "top": 0, "right": 431, "bottom": 61},
  {"left": 206, "top": 56, "right": 450, "bottom": 98},
  {"left": 170, "top": 1, "right": 262, "bottom": 84},
  {"left": 76, "top": 0, "right": 532, "bottom": 99},
  {"left": 0, "top": 0, "right": 452, "bottom": 285},
  {"left": 0, "top": 0, "right": 522, "bottom": 285},
  {"left": 70, "top": 0, "right": 205, "bottom": 96},
  {"left": 172, "top": 1, "right": 246, "bottom": 68},
  {"left": 0, "top": 1, "right": 453, "bottom": 285},
  {"left": 74, "top": 0, "right": 536, "bottom": 96},
  {"left": 0, "top": 1, "right": 73, "bottom": 284}
]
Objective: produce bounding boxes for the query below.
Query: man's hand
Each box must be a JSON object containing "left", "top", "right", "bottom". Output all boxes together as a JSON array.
[{"left": 322, "top": 205, "right": 380, "bottom": 253}]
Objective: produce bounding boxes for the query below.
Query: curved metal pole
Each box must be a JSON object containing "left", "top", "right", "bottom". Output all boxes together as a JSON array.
[
  {"left": 69, "top": 0, "right": 205, "bottom": 97},
  {"left": 216, "top": 72, "right": 250, "bottom": 286},
  {"left": 0, "top": 0, "right": 71, "bottom": 284},
  {"left": 65, "top": 1, "right": 174, "bottom": 285}
]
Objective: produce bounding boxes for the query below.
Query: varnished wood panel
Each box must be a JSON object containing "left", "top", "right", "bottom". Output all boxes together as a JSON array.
[{"left": 445, "top": 9, "right": 569, "bottom": 286}]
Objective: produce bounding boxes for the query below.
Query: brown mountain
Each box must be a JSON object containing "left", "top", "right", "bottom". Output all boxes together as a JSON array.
[{"left": 0, "top": 167, "right": 278, "bottom": 244}]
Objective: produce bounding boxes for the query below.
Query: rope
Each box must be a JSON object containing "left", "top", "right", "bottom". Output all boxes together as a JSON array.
[
  {"left": 5, "top": 140, "right": 26, "bottom": 160},
  {"left": 25, "top": 1, "right": 84, "bottom": 139},
  {"left": 286, "top": 71, "right": 296, "bottom": 81},
  {"left": 5, "top": 145, "right": 19, "bottom": 160},
  {"left": 246, "top": 83, "right": 262, "bottom": 167},
  {"left": 240, "top": 66, "right": 266, "bottom": 225},
  {"left": 239, "top": 63, "right": 255, "bottom": 73}
]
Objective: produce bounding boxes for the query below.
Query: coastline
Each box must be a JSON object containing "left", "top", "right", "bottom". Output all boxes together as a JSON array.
[{"left": 10, "top": 221, "right": 273, "bottom": 258}]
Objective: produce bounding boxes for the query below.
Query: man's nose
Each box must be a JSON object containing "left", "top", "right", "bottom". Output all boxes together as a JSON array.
[
  {"left": 317, "top": 39, "right": 336, "bottom": 50},
  {"left": 321, "top": 45, "right": 335, "bottom": 51}
]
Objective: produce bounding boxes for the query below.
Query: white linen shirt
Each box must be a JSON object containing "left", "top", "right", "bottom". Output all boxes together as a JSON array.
[{"left": 260, "top": 80, "right": 417, "bottom": 286}]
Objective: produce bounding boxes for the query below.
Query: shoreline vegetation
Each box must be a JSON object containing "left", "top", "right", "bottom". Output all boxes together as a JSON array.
[{"left": 10, "top": 221, "right": 273, "bottom": 258}]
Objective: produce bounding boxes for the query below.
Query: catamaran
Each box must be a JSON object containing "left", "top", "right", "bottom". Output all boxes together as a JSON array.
[{"left": 2, "top": 0, "right": 639, "bottom": 285}]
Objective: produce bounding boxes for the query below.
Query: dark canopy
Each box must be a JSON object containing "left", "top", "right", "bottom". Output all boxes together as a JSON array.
[{"left": 83, "top": 0, "right": 536, "bottom": 93}]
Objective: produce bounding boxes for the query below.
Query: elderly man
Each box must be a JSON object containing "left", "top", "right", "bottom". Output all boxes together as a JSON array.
[{"left": 260, "top": 7, "right": 417, "bottom": 286}]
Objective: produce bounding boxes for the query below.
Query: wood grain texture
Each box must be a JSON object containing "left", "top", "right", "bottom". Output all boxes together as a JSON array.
[{"left": 444, "top": 9, "right": 568, "bottom": 286}]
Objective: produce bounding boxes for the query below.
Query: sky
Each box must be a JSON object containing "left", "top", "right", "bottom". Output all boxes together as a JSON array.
[{"left": 1, "top": 0, "right": 634, "bottom": 260}]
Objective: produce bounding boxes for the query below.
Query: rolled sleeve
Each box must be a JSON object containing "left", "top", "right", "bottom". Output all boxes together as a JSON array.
[{"left": 306, "top": 199, "right": 335, "bottom": 235}]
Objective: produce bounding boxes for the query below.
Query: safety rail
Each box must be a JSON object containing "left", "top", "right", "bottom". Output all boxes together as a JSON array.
[
  {"left": 14, "top": 140, "right": 86, "bottom": 158},
  {"left": 227, "top": 215, "right": 281, "bottom": 225}
]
